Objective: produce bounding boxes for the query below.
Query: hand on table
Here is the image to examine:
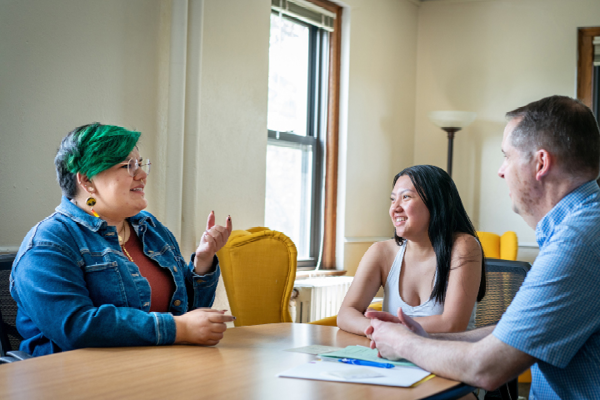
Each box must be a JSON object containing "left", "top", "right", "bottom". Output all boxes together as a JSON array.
[
  {"left": 364, "top": 308, "right": 428, "bottom": 360},
  {"left": 364, "top": 309, "right": 400, "bottom": 323},
  {"left": 174, "top": 309, "right": 235, "bottom": 346},
  {"left": 365, "top": 308, "right": 428, "bottom": 338},
  {"left": 194, "top": 211, "right": 233, "bottom": 275}
]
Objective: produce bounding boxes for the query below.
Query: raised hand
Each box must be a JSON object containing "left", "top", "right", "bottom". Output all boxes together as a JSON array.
[
  {"left": 194, "top": 211, "right": 233, "bottom": 274},
  {"left": 173, "top": 309, "right": 235, "bottom": 346}
]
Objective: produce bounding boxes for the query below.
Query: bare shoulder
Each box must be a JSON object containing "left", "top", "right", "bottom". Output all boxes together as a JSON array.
[
  {"left": 366, "top": 239, "right": 399, "bottom": 259},
  {"left": 451, "top": 233, "right": 482, "bottom": 259},
  {"left": 452, "top": 233, "right": 480, "bottom": 249},
  {"left": 358, "top": 239, "right": 399, "bottom": 269}
]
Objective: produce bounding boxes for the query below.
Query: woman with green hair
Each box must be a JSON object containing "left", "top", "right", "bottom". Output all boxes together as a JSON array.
[{"left": 11, "top": 123, "right": 234, "bottom": 356}]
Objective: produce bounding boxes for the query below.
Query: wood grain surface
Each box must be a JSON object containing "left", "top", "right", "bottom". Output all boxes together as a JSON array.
[{"left": 0, "top": 323, "right": 460, "bottom": 400}]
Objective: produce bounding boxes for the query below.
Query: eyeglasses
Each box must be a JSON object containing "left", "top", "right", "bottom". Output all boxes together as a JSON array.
[{"left": 119, "top": 158, "right": 151, "bottom": 177}]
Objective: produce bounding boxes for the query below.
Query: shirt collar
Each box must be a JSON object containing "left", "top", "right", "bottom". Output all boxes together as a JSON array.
[
  {"left": 55, "top": 196, "right": 155, "bottom": 232},
  {"left": 535, "top": 180, "right": 600, "bottom": 247}
]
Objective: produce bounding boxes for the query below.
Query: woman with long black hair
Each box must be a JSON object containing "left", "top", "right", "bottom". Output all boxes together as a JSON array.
[{"left": 338, "top": 165, "right": 486, "bottom": 335}]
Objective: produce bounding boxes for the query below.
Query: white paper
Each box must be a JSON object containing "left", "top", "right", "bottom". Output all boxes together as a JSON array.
[
  {"left": 277, "top": 360, "right": 431, "bottom": 387},
  {"left": 325, "top": 367, "right": 385, "bottom": 380}
]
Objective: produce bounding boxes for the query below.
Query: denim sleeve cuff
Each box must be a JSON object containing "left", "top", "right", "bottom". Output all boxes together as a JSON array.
[
  {"left": 188, "top": 256, "right": 220, "bottom": 308},
  {"left": 188, "top": 254, "right": 219, "bottom": 276},
  {"left": 192, "top": 256, "right": 219, "bottom": 278},
  {"left": 151, "top": 312, "right": 177, "bottom": 345}
]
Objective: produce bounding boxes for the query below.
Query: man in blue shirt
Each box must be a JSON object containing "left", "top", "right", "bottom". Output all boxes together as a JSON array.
[{"left": 365, "top": 95, "right": 600, "bottom": 399}]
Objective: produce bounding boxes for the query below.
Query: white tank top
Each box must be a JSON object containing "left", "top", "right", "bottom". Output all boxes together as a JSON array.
[{"left": 383, "top": 241, "right": 477, "bottom": 330}]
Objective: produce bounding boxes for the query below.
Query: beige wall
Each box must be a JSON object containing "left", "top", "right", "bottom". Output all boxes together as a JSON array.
[
  {"left": 414, "top": 0, "right": 600, "bottom": 245},
  {"left": 0, "top": 0, "right": 163, "bottom": 248},
  {"left": 0, "top": 0, "right": 421, "bottom": 281},
  {"left": 2, "top": 0, "right": 596, "bottom": 275},
  {"left": 0, "top": 0, "right": 270, "bottom": 310},
  {"left": 0, "top": 0, "right": 269, "bottom": 256},
  {"left": 338, "top": 0, "right": 419, "bottom": 275}
]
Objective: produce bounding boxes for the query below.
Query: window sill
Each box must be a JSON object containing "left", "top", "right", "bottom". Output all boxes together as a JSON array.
[{"left": 295, "top": 269, "right": 347, "bottom": 279}]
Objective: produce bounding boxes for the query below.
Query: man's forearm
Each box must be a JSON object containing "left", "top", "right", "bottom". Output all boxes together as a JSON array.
[
  {"left": 400, "top": 333, "right": 481, "bottom": 384},
  {"left": 386, "top": 325, "right": 532, "bottom": 391},
  {"left": 430, "top": 324, "right": 495, "bottom": 342}
]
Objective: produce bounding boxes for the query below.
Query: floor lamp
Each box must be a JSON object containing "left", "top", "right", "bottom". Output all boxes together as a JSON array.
[{"left": 428, "top": 111, "right": 477, "bottom": 177}]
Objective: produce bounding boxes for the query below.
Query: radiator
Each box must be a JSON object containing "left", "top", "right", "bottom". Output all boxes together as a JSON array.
[{"left": 291, "top": 277, "right": 354, "bottom": 323}]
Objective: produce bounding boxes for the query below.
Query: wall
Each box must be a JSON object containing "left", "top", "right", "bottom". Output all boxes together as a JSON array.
[
  {"left": 0, "top": 0, "right": 270, "bottom": 310},
  {"left": 5, "top": 0, "right": 581, "bottom": 279},
  {"left": 414, "top": 0, "right": 600, "bottom": 245},
  {"left": 194, "top": 0, "right": 270, "bottom": 249},
  {"left": 0, "top": 0, "right": 162, "bottom": 248},
  {"left": 0, "top": 0, "right": 269, "bottom": 255},
  {"left": 337, "top": 0, "right": 419, "bottom": 276}
]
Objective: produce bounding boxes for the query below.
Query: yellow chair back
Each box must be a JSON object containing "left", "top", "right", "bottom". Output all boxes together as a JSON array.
[
  {"left": 217, "top": 227, "right": 297, "bottom": 327},
  {"left": 477, "top": 231, "right": 518, "bottom": 261}
]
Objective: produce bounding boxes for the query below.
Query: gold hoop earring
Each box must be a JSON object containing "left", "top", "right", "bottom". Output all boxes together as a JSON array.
[{"left": 86, "top": 197, "right": 100, "bottom": 218}]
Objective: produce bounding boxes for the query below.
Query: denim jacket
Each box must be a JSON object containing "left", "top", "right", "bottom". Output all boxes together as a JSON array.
[{"left": 10, "top": 196, "right": 220, "bottom": 357}]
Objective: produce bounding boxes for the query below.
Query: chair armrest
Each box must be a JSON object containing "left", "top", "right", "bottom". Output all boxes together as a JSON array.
[
  {"left": 6, "top": 351, "right": 32, "bottom": 361},
  {"left": 308, "top": 315, "right": 337, "bottom": 326}
]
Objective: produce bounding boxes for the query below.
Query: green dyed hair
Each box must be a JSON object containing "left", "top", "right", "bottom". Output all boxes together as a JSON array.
[
  {"left": 55, "top": 123, "right": 141, "bottom": 199},
  {"left": 65, "top": 123, "right": 141, "bottom": 179}
]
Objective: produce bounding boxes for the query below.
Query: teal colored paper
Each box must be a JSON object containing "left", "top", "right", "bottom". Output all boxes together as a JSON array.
[{"left": 319, "top": 345, "right": 416, "bottom": 367}]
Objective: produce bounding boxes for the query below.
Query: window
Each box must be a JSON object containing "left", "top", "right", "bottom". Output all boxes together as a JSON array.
[
  {"left": 265, "top": 0, "right": 339, "bottom": 268},
  {"left": 593, "top": 36, "right": 600, "bottom": 121},
  {"left": 577, "top": 27, "right": 600, "bottom": 119}
]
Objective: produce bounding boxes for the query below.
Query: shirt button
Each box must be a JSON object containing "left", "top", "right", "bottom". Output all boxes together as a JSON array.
[
  {"left": 196, "top": 279, "right": 204, "bottom": 283},
  {"left": 173, "top": 266, "right": 178, "bottom": 272},
  {"left": 173, "top": 300, "right": 182, "bottom": 307}
]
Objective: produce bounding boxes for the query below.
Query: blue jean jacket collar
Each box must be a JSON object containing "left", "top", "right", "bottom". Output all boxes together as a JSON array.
[{"left": 55, "top": 196, "right": 156, "bottom": 232}]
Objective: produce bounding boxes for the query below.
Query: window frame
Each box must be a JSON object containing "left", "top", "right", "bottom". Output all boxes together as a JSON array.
[
  {"left": 577, "top": 27, "right": 600, "bottom": 110},
  {"left": 267, "top": 14, "right": 326, "bottom": 268},
  {"left": 267, "top": 0, "right": 342, "bottom": 270}
]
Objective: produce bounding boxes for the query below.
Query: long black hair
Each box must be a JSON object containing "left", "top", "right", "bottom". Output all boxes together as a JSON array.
[{"left": 393, "top": 165, "right": 486, "bottom": 303}]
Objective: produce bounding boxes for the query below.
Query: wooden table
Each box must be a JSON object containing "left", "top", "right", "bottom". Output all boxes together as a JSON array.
[{"left": 0, "top": 323, "right": 462, "bottom": 399}]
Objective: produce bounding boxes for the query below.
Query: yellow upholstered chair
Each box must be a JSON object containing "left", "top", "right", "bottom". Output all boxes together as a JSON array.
[
  {"left": 216, "top": 227, "right": 297, "bottom": 327},
  {"left": 477, "top": 231, "right": 518, "bottom": 260}
]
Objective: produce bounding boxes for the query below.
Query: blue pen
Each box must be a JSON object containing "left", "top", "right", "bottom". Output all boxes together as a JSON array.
[{"left": 338, "top": 358, "right": 395, "bottom": 369}]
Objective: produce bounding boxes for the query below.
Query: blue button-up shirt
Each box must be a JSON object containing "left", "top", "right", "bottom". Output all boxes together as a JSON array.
[
  {"left": 11, "top": 196, "right": 220, "bottom": 356},
  {"left": 494, "top": 181, "right": 600, "bottom": 399}
]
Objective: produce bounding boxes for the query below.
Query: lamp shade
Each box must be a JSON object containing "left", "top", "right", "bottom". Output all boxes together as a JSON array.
[{"left": 428, "top": 111, "right": 477, "bottom": 129}]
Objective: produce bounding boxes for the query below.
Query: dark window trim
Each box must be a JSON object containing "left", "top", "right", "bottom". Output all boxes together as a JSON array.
[
  {"left": 319, "top": 0, "right": 342, "bottom": 270},
  {"left": 268, "top": 0, "right": 342, "bottom": 270},
  {"left": 267, "top": 13, "right": 326, "bottom": 268},
  {"left": 577, "top": 26, "right": 600, "bottom": 109},
  {"left": 593, "top": 65, "right": 600, "bottom": 121}
]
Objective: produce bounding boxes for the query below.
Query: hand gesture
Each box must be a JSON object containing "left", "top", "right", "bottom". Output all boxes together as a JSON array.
[
  {"left": 394, "top": 308, "right": 428, "bottom": 337},
  {"left": 173, "top": 309, "right": 235, "bottom": 346},
  {"left": 365, "top": 308, "right": 428, "bottom": 338},
  {"left": 365, "top": 308, "right": 428, "bottom": 360},
  {"left": 194, "top": 211, "right": 233, "bottom": 275}
]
